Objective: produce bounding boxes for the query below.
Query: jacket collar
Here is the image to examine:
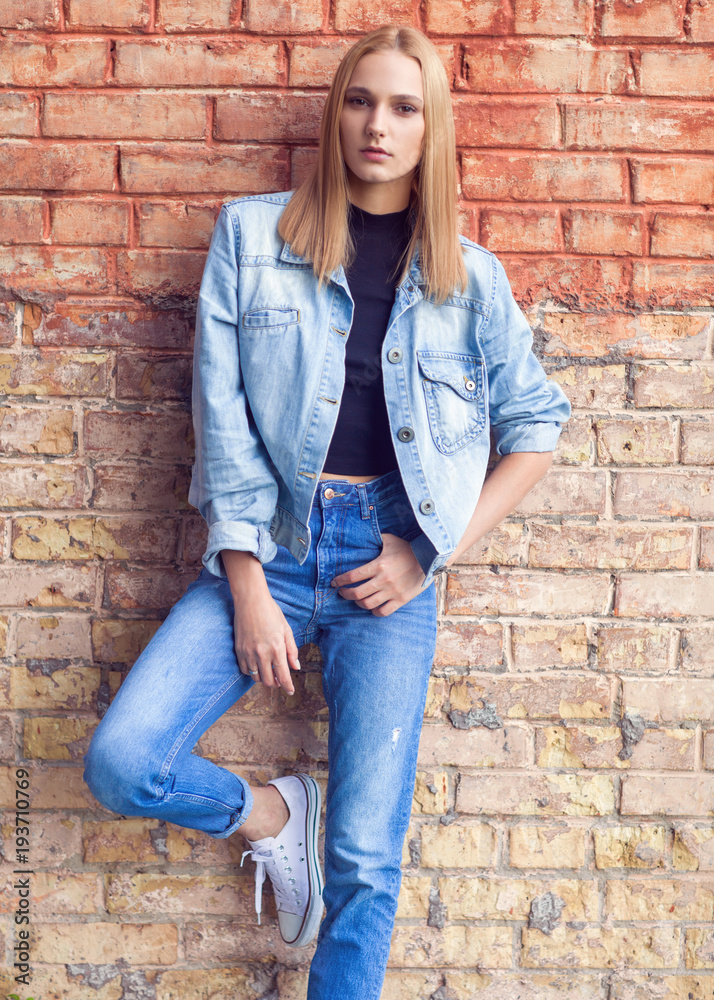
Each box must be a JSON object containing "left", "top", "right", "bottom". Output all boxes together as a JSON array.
[{"left": 279, "top": 241, "right": 425, "bottom": 296}]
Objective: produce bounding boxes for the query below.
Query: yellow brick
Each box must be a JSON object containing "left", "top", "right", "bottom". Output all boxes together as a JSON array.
[
  {"left": 165, "top": 824, "right": 242, "bottom": 865},
  {"left": 446, "top": 972, "right": 607, "bottom": 999},
  {"left": 421, "top": 822, "right": 496, "bottom": 868},
  {"left": 106, "top": 873, "right": 254, "bottom": 915},
  {"left": 686, "top": 929, "right": 714, "bottom": 970},
  {"left": 12, "top": 664, "right": 100, "bottom": 709},
  {"left": 441, "top": 877, "right": 597, "bottom": 921},
  {"left": 91, "top": 618, "right": 162, "bottom": 663},
  {"left": 607, "top": 879, "right": 714, "bottom": 921},
  {"left": 395, "top": 876, "right": 432, "bottom": 919},
  {"left": 509, "top": 826, "right": 586, "bottom": 868},
  {"left": 413, "top": 770, "right": 449, "bottom": 814},
  {"left": 156, "top": 967, "right": 260, "bottom": 1000},
  {"left": 522, "top": 925, "right": 680, "bottom": 968},
  {"left": 276, "top": 971, "right": 309, "bottom": 1000},
  {"left": 381, "top": 972, "right": 443, "bottom": 999},
  {"left": 0, "top": 616, "right": 7, "bottom": 656},
  {"left": 389, "top": 925, "right": 512, "bottom": 968},
  {"left": 32, "top": 922, "right": 178, "bottom": 964},
  {"left": 83, "top": 818, "right": 164, "bottom": 864},
  {"left": 23, "top": 715, "right": 96, "bottom": 760},
  {"left": 594, "top": 825, "right": 668, "bottom": 869},
  {"left": 12, "top": 515, "right": 95, "bottom": 559},
  {"left": 673, "top": 826, "right": 714, "bottom": 871},
  {"left": 610, "top": 974, "right": 714, "bottom": 999},
  {"left": 0, "top": 964, "right": 122, "bottom": 1000}
]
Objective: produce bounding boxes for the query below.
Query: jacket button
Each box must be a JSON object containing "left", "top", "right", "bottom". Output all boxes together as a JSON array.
[
  {"left": 387, "top": 347, "right": 403, "bottom": 363},
  {"left": 465, "top": 378, "right": 476, "bottom": 391},
  {"left": 397, "top": 426, "right": 414, "bottom": 442},
  {"left": 420, "top": 498, "right": 435, "bottom": 515}
]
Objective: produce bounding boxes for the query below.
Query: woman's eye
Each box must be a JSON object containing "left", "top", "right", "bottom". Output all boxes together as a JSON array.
[
  {"left": 397, "top": 104, "right": 418, "bottom": 114},
  {"left": 348, "top": 97, "right": 369, "bottom": 107}
]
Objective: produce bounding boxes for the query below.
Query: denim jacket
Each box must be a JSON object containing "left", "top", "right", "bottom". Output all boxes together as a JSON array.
[{"left": 188, "top": 192, "right": 571, "bottom": 589}]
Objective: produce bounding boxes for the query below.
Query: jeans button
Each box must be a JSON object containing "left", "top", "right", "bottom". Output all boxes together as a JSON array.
[
  {"left": 387, "top": 347, "right": 403, "bottom": 363},
  {"left": 419, "top": 498, "right": 435, "bottom": 514},
  {"left": 324, "top": 487, "right": 335, "bottom": 499},
  {"left": 465, "top": 378, "right": 476, "bottom": 391},
  {"left": 397, "top": 426, "right": 414, "bottom": 442}
]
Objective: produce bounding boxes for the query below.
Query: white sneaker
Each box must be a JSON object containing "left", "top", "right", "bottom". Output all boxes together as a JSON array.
[{"left": 241, "top": 773, "right": 324, "bottom": 947}]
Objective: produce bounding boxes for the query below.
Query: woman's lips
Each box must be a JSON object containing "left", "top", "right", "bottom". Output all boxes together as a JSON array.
[{"left": 361, "top": 147, "right": 390, "bottom": 161}]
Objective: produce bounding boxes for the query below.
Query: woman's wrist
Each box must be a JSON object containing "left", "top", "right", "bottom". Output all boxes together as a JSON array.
[{"left": 221, "top": 549, "right": 270, "bottom": 599}]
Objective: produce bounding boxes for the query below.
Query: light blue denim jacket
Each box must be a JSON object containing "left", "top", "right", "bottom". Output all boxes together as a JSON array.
[{"left": 188, "top": 192, "right": 571, "bottom": 589}]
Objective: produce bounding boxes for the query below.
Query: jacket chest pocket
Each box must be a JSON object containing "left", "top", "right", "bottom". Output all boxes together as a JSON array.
[
  {"left": 418, "top": 351, "right": 487, "bottom": 455},
  {"left": 242, "top": 307, "right": 300, "bottom": 333}
]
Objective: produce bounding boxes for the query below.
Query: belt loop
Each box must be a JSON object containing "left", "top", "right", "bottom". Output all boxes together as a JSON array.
[{"left": 357, "top": 483, "right": 370, "bottom": 520}]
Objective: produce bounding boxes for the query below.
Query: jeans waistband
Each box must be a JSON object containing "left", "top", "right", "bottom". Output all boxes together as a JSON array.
[{"left": 313, "top": 468, "right": 406, "bottom": 512}]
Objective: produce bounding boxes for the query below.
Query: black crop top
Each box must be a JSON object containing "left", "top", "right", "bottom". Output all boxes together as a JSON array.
[{"left": 322, "top": 202, "right": 413, "bottom": 475}]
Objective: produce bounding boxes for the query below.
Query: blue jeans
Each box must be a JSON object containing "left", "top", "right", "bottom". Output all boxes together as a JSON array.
[{"left": 83, "top": 469, "right": 438, "bottom": 999}]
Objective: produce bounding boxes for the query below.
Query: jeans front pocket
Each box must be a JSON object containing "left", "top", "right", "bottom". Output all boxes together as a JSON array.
[
  {"left": 418, "top": 350, "right": 487, "bottom": 455},
  {"left": 371, "top": 490, "right": 423, "bottom": 546}
]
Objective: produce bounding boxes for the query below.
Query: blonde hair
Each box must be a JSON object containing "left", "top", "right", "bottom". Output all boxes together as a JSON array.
[{"left": 278, "top": 25, "right": 467, "bottom": 304}]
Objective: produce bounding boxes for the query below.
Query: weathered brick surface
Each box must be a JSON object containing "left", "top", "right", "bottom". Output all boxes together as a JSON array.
[{"left": 2, "top": 4, "right": 712, "bottom": 991}]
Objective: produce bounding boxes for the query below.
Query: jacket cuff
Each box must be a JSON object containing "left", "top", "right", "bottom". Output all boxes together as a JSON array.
[
  {"left": 202, "top": 520, "right": 278, "bottom": 578},
  {"left": 494, "top": 420, "right": 564, "bottom": 456}
]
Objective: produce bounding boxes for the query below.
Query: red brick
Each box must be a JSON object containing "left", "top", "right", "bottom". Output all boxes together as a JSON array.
[
  {"left": 454, "top": 98, "right": 560, "bottom": 148},
  {"left": 480, "top": 208, "right": 561, "bottom": 253},
  {"left": 541, "top": 313, "right": 709, "bottom": 360},
  {"left": 246, "top": 0, "right": 323, "bottom": 32},
  {"left": 445, "top": 568, "right": 611, "bottom": 616},
  {"left": 504, "top": 256, "right": 631, "bottom": 310},
  {"left": 0, "top": 247, "right": 107, "bottom": 295},
  {"left": 633, "top": 362, "right": 714, "bottom": 408},
  {"left": 104, "top": 566, "right": 192, "bottom": 610},
  {"left": 157, "top": 0, "right": 232, "bottom": 31},
  {"left": 463, "top": 42, "right": 630, "bottom": 95},
  {"left": 689, "top": 0, "right": 714, "bottom": 40},
  {"left": 640, "top": 51, "right": 714, "bottom": 98},
  {"left": 600, "top": 0, "right": 686, "bottom": 37},
  {"left": 84, "top": 411, "right": 192, "bottom": 459},
  {"left": 136, "top": 201, "right": 219, "bottom": 248},
  {"left": 651, "top": 213, "right": 714, "bottom": 258},
  {"left": 92, "top": 464, "right": 190, "bottom": 510},
  {"left": 50, "top": 199, "right": 129, "bottom": 246},
  {"left": 545, "top": 364, "right": 628, "bottom": 407},
  {"left": 448, "top": 672, "right": 611, "bottom": 720},
  {"left": 115, "top": 39, "right": 280, "bottom": 87},
  {"left": 553, "top": 416, "right": 591, "bottom": 465},
  {"left": 458, "top": 772, "right": 614, "bottom": 816},
  {"left": 418, "top": 724, "right": 529, "bottom": 768},
  {"left": 0, "top": 811, "right": 82, "bottom": 865},
  {"left": 529, "top": 523, "right": 692, "bottom": 570},
  {"left": 334, "top": 0, "right": 415, "bottom": 31},
  {"left": 289, "top": 40, "right": 354, "bottom": 87},
  {"left": 0, "top": 195, "right": 43, "bottom": 242},
  {"left": 614, "top": 471, "right": 714, "bottom": 519},
  {"left": 0, "top": 142, "right": 116, "bottom": 192},
  {"left": 512, "top": 623, "right": 589, "bottom": 669},
  {"left": 0, "top": 93, "right": 37, "bottom": 137},
  {"left": 565, "top": 104, "right": 714, "bottom": 152},
  {"left": 0, "top": 565, "right": 96, "bottom": 607},
  {"left": 0, "top": 406, "right": 74, "bottom": 455},
  {"left": 120, "top": 142, "right": 289, "bottom": 195},
  {"left": 514, "top": 0, "right": 593, "bottom": 35},
  {"left": 14, "top": 613, "right": 91, "bottom": 662},
  {"left": 632, "top": 157, "right": 714, "bottom": 204},
  {"left": 184, "top": 920, "right": 314, "bottom": 965},
  {"left": 462, "top": 153, "right": 626, "bottom": 202},
  {"left": 632, "top": 260, "right": 714, "bottom": 309},
  {"left": 596, "top": 417, "right": 677, "bottom": 465},
  {"left": 0, "top": 301, "right": 14, "bottom": 346},
  {"left": 597, "top": 625, "right": 673, "bottom": 673},
  {"left": 458, "top": 523, "right": 526, "bottom": 566},
  {"left": 563, "top": 209, "right": 643, "bottom": 255},
  {"left": 115, "top": 354, "right": 191, "bottom": 401},
  {"left": 0, "top": 0, "right": 57, "bottom": 28},
  {"left": 33, "top": 920, "right": 177, "bottom": 964},
  {"left": 433, "top": 621, "right": 504, "bottom": 670},
  {"left": 215, "top": 92, "right": 324, "bottom": 143},
  {"left": 67, "top": 0, "right": 150, "bottom": 28},
  {"left": 34, "top": 302, "right": 192, "bottom": 349},
  {"left": 537, "top": 724, "right": 695, "bottom": 770},
  {"left": 290, "top": 147, "right": 318, "bottom": 189},
  {"left": 184, "top": 515, "right": 208, "bottom": 564},
  {"left": 616, "top": 574, "right": 714, "bottom": 619},
  {"left": 682, "top": 419, "right": 714, "bottom": 465},
  {"left": 0, "top": 38, "right": 107, "bottom": 87},
  {"left": 514, "top": 469, "right": 607, "bottom": 516},
  {"left": 116, "top": 250, "right": 205, "bottom": 299},
  {"left": 623, "top": 677, "right": 714, "bottom": 722},
  {"left": 622, "top": 775, "right": 714, "bottom": 816},
  {"left": 198, "top": 716, "right": 327, "bottom": 765},
  {"left": 43, "top": 94, "right": 206, "bottom": 140},
  {"left": 0, "top": 462, "right": 86, "bottom": 509},
  {"left": 0, "top": 764, "right": 95, "bottom": 809},
  {"left": 92, "top": 619, "right": 162, "bottom": 665},
  {"left": 701, "top": 528, "right": 714, "bottom": 569},
  {"left": 0, "top": 350, "right": 108, "bottom": 396}
]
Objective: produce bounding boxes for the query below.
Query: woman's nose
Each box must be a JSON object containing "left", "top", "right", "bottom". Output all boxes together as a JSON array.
[{"left": 367, "top": 106, "right": 387, "bottom": 136}]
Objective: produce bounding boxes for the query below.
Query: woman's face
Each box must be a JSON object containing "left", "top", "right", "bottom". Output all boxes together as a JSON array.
[{"left": 339, "top": 49, "right": 425, "bottom": 213}]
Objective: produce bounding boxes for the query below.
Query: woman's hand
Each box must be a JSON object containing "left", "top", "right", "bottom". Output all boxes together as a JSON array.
[
  {"left": 233, "top": 592, "right": 301, "bottom": 694},
  {"left": 222, "top": 549, "right": 300, "bottom": 695},
  {"left": 330, "top": 533, "right": 426, "bottom": 616}
]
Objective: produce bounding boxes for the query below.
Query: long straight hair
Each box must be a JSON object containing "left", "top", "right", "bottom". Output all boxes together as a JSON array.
[{"left": 278, "top": 25, "right": 467, "bottom": 304}]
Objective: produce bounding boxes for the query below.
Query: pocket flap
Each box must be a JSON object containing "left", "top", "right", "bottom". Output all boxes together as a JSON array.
[
  {"left": 242, "top": 307, "right": 300, "bottom": 328},
  {"left": 417, "top": 351, "right": 484, "bottom": 400}
]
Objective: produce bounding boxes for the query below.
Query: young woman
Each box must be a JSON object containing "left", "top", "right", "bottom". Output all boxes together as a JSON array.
[{"left": 83, "top": 25, "right": 570, "bottom": 998}]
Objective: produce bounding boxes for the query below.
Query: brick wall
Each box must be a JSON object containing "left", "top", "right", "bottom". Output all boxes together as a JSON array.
[{"left": 1, "top": 0, "right": 713, "bottom": 997}]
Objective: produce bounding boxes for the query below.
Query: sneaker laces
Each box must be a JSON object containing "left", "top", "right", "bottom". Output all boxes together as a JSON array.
[{"left": 241, "top": 846, "right": 302, "bottom": 924}]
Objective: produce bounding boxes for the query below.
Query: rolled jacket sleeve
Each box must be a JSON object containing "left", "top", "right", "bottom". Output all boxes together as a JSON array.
[
  {"left": 188, "top": 205, "right": 279, "bottom": 577},
  {"left": 480, "top": 256, "right": 571, "bottom": 455}
]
